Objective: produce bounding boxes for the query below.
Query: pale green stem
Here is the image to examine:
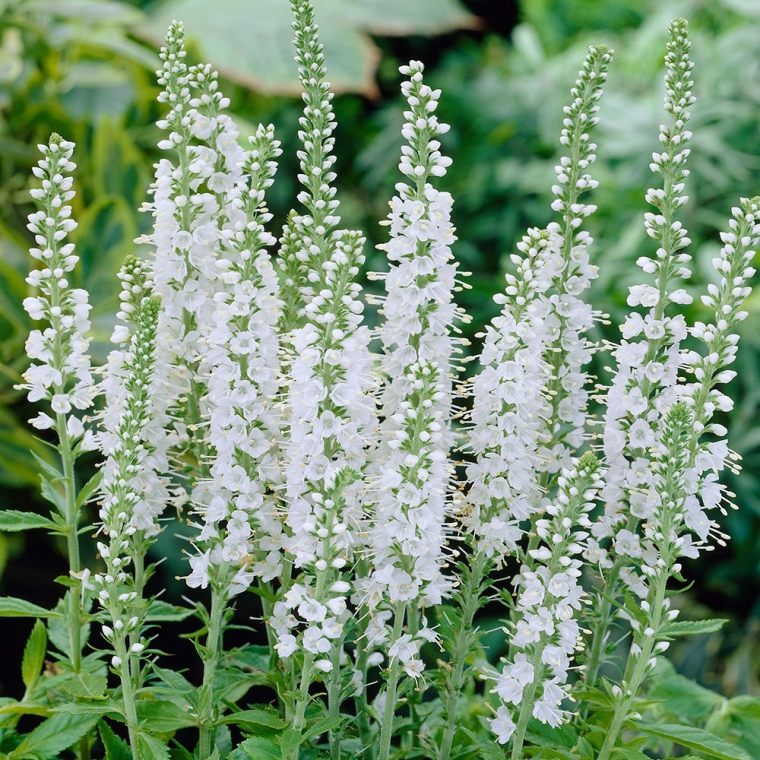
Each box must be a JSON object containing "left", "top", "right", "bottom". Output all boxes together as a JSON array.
[
  {"left": 596, "top": 569, "right": 667, "bottom": 760},
  {"left": 286, "top": 653, "right": 315, "bottom": 760},
  {"left": 114, "top": 636, "right": 139, "bottom": 755},
  {"left": 439, "top": 552, "right": 488, "bottom": 760},
  {"left": 510, "top": 666, "right": 543, "bottom": 760},
  {"left": 198, "top": 587, "right": 226, "bottom": 757},
  {"left": 378, "top": 604, "right": 406, "bottom": 760}
]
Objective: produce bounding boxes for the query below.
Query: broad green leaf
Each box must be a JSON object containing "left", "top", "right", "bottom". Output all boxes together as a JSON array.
[
  {"left": 99, "top": 720, "right": 132, "bottom": 760},
  {"left": 141, "top": 0, "right": 475, "bottom": 95},
  {"left": 660, "top": 619, "right": 728, "bottom": 637},
  {"left": 221, "top": 708, "right": 287, "bottom": 730},
  {"left": 634, "top": 722, "right": 752, "bottom": 760},
  {"left": 24, "top": 0, "right": 143, "bottom": 24},
  {"left": 135, "top": 699, "right": 198, "bottom": 732},
  {"left": 612, "top": 750, "right": 652, "bottom": 760},
  {"left": 51, "top": 701, "right": 123, "bottom": 718},
  {"left": 61, "top": 672, "right": 109, "bottom": 699},
  {"left": 0, "top": 597, "right": 53, "bottom": 618},
  {"left": 7, "top": 712, "right": 99, "bottom": 759},
  {"left": 649, "top": 672, "right": 723, "bottom": 721},
  {"left": 76, "top": 470, "right": 103, "bottom": 509},
  {"left": 91, "top": 118, "right": 151, "bottom": 215},
  {"left": 135, "top": 733, "right": 170, "bottom": 760},
  {"left": 0, "top": 410, "right": 57, "bottom": 489},
  {"left": 237, "top": 736, "right": 281, "bottom": 760},
  {"left": 0, "top": 510, "right": 57, "bottom": 532},
  {"left": 74, "top": 196, "right": 138, "bottom": 329},
  {"left": 145, "top": 600, "right": 194, "bottom": 622},
  {"left": 21, "top": 619, "right": 47, "bottom": 690}
]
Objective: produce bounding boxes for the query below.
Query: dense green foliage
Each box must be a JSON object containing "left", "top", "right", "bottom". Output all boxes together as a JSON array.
[{"left": 1, "top": 0, "right": 759, "bottom": 714}]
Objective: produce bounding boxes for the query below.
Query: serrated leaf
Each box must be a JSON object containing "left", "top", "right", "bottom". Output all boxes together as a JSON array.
[
  {"left": 99, "top": 720, "right": 132, "bottom": 760},
  {"left": 0, "top": 597, "right": 53, "bottom": 618},
  {"left": 0, "top": 701, "right": 50, "bottom": 717},
  {"left": 135, "top": 699, "right": 198, "bottom": 732},
  {"left": 145, "top": 600, "right": 193, "bottom": 622},
  {"left": 612, "top": 750, "right": 652, "bottom": 760},
  {"left": 0, "top": 510, "right": 57, "bottom": 532},
  {"left": 51, "top": 701, "right": 123, "bottom": 718},
  {"left": 221, "top": 708, "right": 287, "bottom": 730},
  {"left": 135, "top": 732, "right": 170, "bottom": 760},
  {"left": 61, "top": 671, "right": 109, "bottom": 699},
  {"left": 660, "top": 619, "right": 728, "bottom": 637},
  {"left": 634, "top": 722, "right": 752, "bottom": 760},
  {"left": 7, "top": 712, "right": 99, "bottom": 759},
  {"left": 140, "top": 0, "right": 475, "bottom": 95},
  {"left": 649, "top": 672, "right": 723, "bottom": 721},
  {"left": 237, "top": 736, "right": 281, "bottom": 759},
  {"left": 21, "top": 619, "right": 47, "bottom": 690},
  {"left": 301, "top": 715, "right": 343, "bottom": 744}
]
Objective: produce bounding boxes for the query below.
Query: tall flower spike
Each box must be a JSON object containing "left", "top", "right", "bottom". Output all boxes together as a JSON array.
[
  {"left": 275, "top": 230, "right": 376, "bottom": 663},
  {"left": 100, "top": 257, "right": 173, "bottom": 537},
  {"left": 673, "top": 197, "right": 760, "bottom": 556},
  {"left": 539, "top": 45, "right": 612, "bottom": 475},
  {"left": 94, "top": 296, "right": 162, "bottom": 753},
  {"left": 368, "top": 59, "right": 462, "bottom": 509},
  {"left": 188, "top": 125, "right": 284, "bottom": 597},
  {"left": 465, "top": 228, "right": 562, "bottom": 561},
  {"left": 23, "top": 135, "right": 96, "bottom": 438},
  {"left": 595, "top": 19, "right": 695, "bottom": 559},
  {"left": 491, "top": 453, "right": 604, "bottom": 757}
]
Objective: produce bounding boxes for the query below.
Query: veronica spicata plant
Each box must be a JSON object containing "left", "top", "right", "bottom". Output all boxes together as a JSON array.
[{"left": 2, "top": 5, "right": 759, "bottom": 760}]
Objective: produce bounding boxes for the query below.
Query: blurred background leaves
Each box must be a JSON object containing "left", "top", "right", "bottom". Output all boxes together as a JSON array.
[{"left": 1, "top": 0, "right": 760, "bottom": 698}]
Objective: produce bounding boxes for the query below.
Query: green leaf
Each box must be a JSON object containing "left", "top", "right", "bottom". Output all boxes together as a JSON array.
[
  {"left": 7, "top": 713, "right": 99, "bottom": 759},
  {"left": 134, "top": 733, "right": 170, "bottom": 760},
  {"left": 99, "top": 720, "right": 132, "bottom": 760},
  {"left": 649, "top": 672, "right": 723, "bottom": 721},
  {"left": 634, "top": 723, "right": 752, "bottom": 760},
  {"left": 140, "top": 0, "right": 475, "bottom": 95},
  {"left": 237, "top": 736, "right": 281, "bottom": 760},
  {"left": 660, "top": 619, "right": 728, "bottom": 637},
  {"left": 21, "top": 619, "right": 47, "bottom": 690},
  {"left": 0, "top": 701, "right": 50, "bottom": 717},
  {"left": 301, "top": 715, "right": 343, "bottom": 744},
  {"left": 0, "top": 510, "right": 57, "bottom": 532},
  {"left": 221, "top": 708, "right": 287, "bottom": 730},
  {"left": 24, "top": 0, "right": 143, "bottom": 23},
  {"left": 31, "top": 451, "right": 62, "bottom": 482},
  {"left": 145, "top": 600, "right": 193, "bottom": 622},
  {"left": 612, "top": 750, "right": 652, "bottom": 760},
  {"left": 51, "top": 701, "right": 122, "bottom": 718},
  {"left": 0, "top": 597, "right": 53, "bottom": 618},
  {"left": 76, "top": 470, "right": 103, "bottom": 509},
  {"left": 61, "top": 672, "right": 109, "bottom": 699},
  {"left": 135, "top": 699, "right": 198, "bottom": 732}
]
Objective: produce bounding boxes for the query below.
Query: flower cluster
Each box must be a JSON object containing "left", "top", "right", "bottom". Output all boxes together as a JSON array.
[
  {"left": 21, "top": 136, "right": 96, "bottom": 439},
  {"left": 364, "top": 360, "right": 452, "bottom": 625},
  {"left": 187, "top": 126, "right": 285, "bottom": 597},
  {"left": 538, "top": 45, "right": 612, "bottom": 475},
  {"left": 466, "top": 228, "right": 561, "bottom": 559},
  {"left": 491, "top": 453, "right": 603, "bottom": 742},
  {"left": 276, "top": 231, "right": 376, "bottom": 667},
  {"left": 595, "top": 19, "right": 695, "bottom": 571},
  {"left": 95, "top": 296, "right": 162, "bottom": 668}
]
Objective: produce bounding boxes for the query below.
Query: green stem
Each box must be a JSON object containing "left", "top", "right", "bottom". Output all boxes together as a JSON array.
[
  {"left": 115, "top": 637, "right": 140, "bottom": 755},
  {"left": 353, "top": 638, "right": 373, "bottom": 760},
  {"left": 378, "top": 604, "right": 406, "bottom": 760},
  {"left": 198, "top": 587, "right": 226, "bottom": 757},
  {"left": 596, "top": 570, "right": 668, "bottom": 760},
  {"left": 56, "top": 416, "right": 82, "bottom": 673},
  {"left": 439, "top": 553, "right": 488, "bottom": 760},
  {"left": 510, "top": 672, "right": 542, "bottom": 760},
  {"left": 286, "top": 653, "right": 315, "bottom": 760},
  {"left": 327, "top": 639, "right": 344, "bottom": 760}
]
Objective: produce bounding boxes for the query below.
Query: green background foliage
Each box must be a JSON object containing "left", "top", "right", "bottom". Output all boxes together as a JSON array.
[{"left": 1, "top": 0, "right": 759, "bottom": 700}]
